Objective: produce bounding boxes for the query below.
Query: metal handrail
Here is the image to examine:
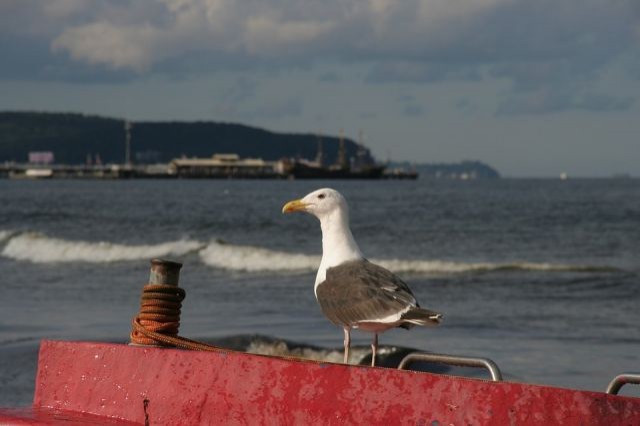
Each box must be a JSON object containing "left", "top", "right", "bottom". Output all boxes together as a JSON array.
[
  {"left": 398, "top": 352, "right": 503, "bottom": 382},
  {"left": 605, "top": 373, "right": 640, "bottom": 395}
]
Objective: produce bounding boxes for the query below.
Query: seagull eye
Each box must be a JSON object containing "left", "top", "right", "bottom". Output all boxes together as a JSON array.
[{"left": 318, "top": 194, "right": 326, "bottom": 199}]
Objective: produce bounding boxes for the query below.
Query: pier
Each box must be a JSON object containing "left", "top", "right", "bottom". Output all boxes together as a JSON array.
[{"left": 1, "top": 154, "right": 419, "bottom": 180}]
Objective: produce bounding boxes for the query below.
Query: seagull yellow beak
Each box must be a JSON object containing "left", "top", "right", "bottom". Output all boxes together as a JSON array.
[{"left": 282, "top": 199, "right": 308, "bottom": 214}]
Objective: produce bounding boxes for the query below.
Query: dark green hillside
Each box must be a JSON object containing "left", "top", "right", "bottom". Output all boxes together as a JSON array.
[
  {"left": 0, "top": 112, "right": 371, "bottom": 164},
  {"left": 0, "top": 112, "right": 123, "bottom": 164},
  {"left": 415, "top": 161, "right": 500, "bottom": 178},
  {"left": 390, "top": 160, "right": 501, "bottom": 179}
]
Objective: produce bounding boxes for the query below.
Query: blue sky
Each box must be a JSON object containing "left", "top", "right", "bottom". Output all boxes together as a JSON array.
[{"left": 1, "top": 0, "right": 639, "bottom": 176}]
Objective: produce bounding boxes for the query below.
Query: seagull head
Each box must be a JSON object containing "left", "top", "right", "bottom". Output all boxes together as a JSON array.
[
  {"left": 282, "top": 188, "right": 348, "bottom": 220},
  {"left": 283, "top": 188, "right": 363, "bottom": 277}
]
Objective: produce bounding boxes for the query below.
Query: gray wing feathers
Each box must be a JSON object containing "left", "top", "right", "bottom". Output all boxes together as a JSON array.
[
  {"left": 402, "top": 307, "right": 443, "bottom": 327},
  {"left": 316, "top": 259, "right": 442, "bottom": 328}
]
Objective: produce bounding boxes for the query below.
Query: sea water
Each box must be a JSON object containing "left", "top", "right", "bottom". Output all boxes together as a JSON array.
[{"left": 1, "top": 178, "right": 639, "bottom": 405}]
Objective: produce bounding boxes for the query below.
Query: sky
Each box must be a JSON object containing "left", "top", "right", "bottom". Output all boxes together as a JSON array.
[{"left": 1, "top": 0, "right": 639, "bottom": 177}]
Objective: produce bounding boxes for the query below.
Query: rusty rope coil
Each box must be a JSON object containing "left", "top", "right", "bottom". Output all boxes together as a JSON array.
[
  {"left": 130, "top": 284, "right": 185, "bottom": 345},
  {"left": 130, "top": 259, "right": 222, "bottom": 352}
]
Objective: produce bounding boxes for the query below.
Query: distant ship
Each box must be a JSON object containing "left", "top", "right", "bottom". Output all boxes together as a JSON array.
[
  {"left": 286, "top": 160, "right": 387, "bottom": 179},
  {"left": 284, "top": 131, "right": 416, "bottom": 180}
]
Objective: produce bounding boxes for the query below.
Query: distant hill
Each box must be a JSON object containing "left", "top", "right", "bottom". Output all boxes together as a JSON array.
[
  {"left": 0, "top": 111, "right": 372, "bottom": 165},
  {"left": 391, "top": 161, "right": 500, "bottom": 179},
  {"left": 0, "top": 112, "right": 500, "bottom": 178}
]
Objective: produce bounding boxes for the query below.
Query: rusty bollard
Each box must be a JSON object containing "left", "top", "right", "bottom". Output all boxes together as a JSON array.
[
  {"left": 130, "top": 259, "right": 185, "bottom": 346},
  {"left": 148, "top": 258, "right": 182, "bottom": 286}
]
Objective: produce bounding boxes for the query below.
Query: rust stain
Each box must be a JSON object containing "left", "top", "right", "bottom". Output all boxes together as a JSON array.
[{"left": 143, "top": 398, "right": 150, "bottom": 426}]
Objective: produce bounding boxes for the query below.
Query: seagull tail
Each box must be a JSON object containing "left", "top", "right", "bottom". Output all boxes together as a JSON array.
[{"left": 402, "top": 307, "right": 443, "bottom": 327}]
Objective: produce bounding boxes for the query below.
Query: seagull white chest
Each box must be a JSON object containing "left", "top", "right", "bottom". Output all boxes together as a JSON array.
[{"left": 314, "top": 222, "right": 363, "bottom": 296}]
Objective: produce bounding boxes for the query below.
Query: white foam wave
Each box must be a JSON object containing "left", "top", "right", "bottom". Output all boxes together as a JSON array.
[
  {"left": 1, "top": 231, "right": 616, "bottom": 273},
  {"left": 198, "top": 240, "right": 614, "bottom": 274},
  {"left": 1, "top": 232, "right": 204, "bottom": 263},
  {"left": 246, "top": 340, "right": 349, "bottom": 363},
  {"left": 199, "top": 240, "right": 320, "bottom": 272},
  {"left": 0, "top": 230, "right": 15, "bottom": 243},
  {"left": 372, "top": 259, "right": 615, "bottom": 274},
  {"left": 246, "top": 340, "right": 377, "bottom": 364}
]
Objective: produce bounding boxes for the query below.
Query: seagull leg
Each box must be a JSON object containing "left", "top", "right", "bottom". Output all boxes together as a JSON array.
[
  {"left": 371, "top": 333, "right": 378, "bottom": 367},
  {"left": 343, "top": 327, "right": 351, "bottom": 364}
]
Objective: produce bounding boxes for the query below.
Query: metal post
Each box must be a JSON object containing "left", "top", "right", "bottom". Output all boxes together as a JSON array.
[{"left": 148, "top": 258, "right": 182, "bottom": 286}]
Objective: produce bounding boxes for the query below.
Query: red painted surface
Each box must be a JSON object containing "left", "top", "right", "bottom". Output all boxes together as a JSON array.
[
  {"left": 0, "top": 407, "right": 140, "bottom": 425},
  {"left": 1, "top": 340, "right": 639, "bottom": 425}
]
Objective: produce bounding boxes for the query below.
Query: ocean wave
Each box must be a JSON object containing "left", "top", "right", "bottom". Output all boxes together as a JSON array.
[
  {"left": 1, "top": 232, "right": 204, "bottom": 263},
  {"left": 245, "top": 339, "right": 348, "bottom": 363},
  {"left": 0, "top": 230, "right": 14, "bottom": 244},
  {"left": 199, "top": 240, "right": 320, "bottom": 272},
  {"left": 373, "top": 259, "right": 620, "bottom": 274},
  {"left": 198, "top": 240, "right": 617, "bottom": 274},
  {"left": 0, "top": 231, "right": 619, "bottom": 273},
  {"left": 210, "top": 334, "right": 412, "bottom": 367}
]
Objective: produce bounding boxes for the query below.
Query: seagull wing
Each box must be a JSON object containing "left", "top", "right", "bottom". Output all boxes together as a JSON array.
[{"left": 315, "top": 259, "right": 421, "bottom": 327}]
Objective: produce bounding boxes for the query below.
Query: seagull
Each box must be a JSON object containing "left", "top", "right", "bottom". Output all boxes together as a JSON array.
[{"left": 282, "top": 188, "right": 442, "bottom": 367}]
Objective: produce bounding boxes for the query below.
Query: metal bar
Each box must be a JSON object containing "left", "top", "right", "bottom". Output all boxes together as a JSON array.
[
  {"left": 606, "top": 373, "right": 640, "bottom": 395},
  {"left": 398, "top": 352, "right": 503, "bottom": 382},
  {"left": 148, "top": 258, "right": 182, "bottom": 286}
]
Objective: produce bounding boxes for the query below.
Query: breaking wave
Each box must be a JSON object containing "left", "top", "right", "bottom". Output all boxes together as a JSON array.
[
  {"left": 203, "top": 334, "right": 423, "bottom": 368},
  {"left": 198, "top": 240, "right": 618, "bottom": 274},
  {"left": 373, "top": 259, "right": 620, "bottom": 274},
  {"left": 0, "top": 230, "right": 620, "bottom": 273},
  {"left": 0, "top": 230, "right": 14, "bottom": 244},
  {"left": 1, "top": 232, "right": 204, "bottom": 263},
  {"left": 199, "top": 240, "right": 320, "bottom": 272}
]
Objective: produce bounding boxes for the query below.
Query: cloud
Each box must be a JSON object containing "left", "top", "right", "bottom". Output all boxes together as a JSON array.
[
  {"left": 42, "top": 0, "right": 93, "bottom": 20},
  {"left": 2, "top": 0, "right": 640, "bottom": 113},
  {"left": 397, "top": 94, "right": 416, "bottom": 103},
  {"left": 497, "top": 90, "right": 635, "bottom": 116},
  {"left": 220, "top": 76, "right": 259, "bottom": 104},
  {"left": 243, "top": 16, "right": 335, "bottom": 55},
  {"left": 397, "top": 94, "right": 424, "bottom": 117},
  {"left": 402, "top": 104, "right": 424, "bottom": 117},
  {"left": 455, "top": 98, "right": 477, "bottom": 114},
  {"left": 366, "top": 62, "right": 482, "bottom": 84},
  {"left": 53, "top": 22, "right": 164, "bottom": 72},
  {"left": 48, "top": 0, "right": 339, "bottom": 72},
  {"left": 318, "top": 72, "right": 340, "bottom": 83},
  {"left": 359, "top": 111, "right": 378, "bottom": 120},
  {"left": 26, "top": 0, "right": 635, "bottom": 72},
  {"left": 217, "top": 97, "right": 303, "bottom": 121},
  {"left": 578, "top": 93, "right": 635, "bottom": 111},
  {"left": 491, "top": 55, "right": 637, "bottom": 115}
]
